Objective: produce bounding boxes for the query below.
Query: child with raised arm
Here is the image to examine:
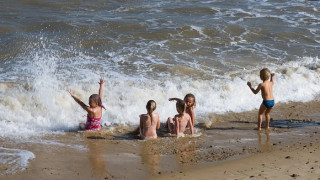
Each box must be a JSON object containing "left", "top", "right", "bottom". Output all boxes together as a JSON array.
[
  {"left": 167, "top": 100, "right": 194, "bottom": 138},
  {"left": 247, "top": 68, "right": 275, "bottom": 131},
  {"left": 69, "top": 78, "right": 105, "bottom": 131},
  {"left": 169, "top": 93, "right": 196, "bottom": 126},
  {"left": 139, "top": 100, "right": 160, "bottom": 140}
]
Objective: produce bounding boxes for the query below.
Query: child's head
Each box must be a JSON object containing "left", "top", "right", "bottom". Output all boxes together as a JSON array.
[
  {"left": 146, "top": 100, "right": 156, "bottom": 114},
  {"left": 89, "top": 94, "right": 102, "bottom": 108},
  {"left": 184, "top": 93, "right": 196, "bottom": 108},
  {"left": 176, "top": 99, "right": 186, "bottom": 115},
  {"left": 260, "top": 68, "right": 271, "bottom": 81}
]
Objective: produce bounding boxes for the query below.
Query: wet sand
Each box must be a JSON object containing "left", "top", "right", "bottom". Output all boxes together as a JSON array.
[{"left": 1, "top": 100, "right": 320, "bottom": 179}]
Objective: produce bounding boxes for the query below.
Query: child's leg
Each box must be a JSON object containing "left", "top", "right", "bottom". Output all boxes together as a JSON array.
[
  {"left": 257, "top": 104, "right": 267, "bottom": 131},
  {"left": 264, "top": 108, "right": 272, "bottom": 129},
  {"left": 167, "top": 117, "right": 174, "bottom": 133}
]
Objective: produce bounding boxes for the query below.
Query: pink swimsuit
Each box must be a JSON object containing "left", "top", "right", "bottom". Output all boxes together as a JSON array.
[
  {"left": 85, "top": 116, "right": 101, "bottom": 130},
  {"left": 85, "top": 107, "right": 102, "bottom": 131}
]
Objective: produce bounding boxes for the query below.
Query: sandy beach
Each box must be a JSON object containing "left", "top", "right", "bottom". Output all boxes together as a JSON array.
[{"left": 1, "top": 100, "right": 320, "bottom": 180}]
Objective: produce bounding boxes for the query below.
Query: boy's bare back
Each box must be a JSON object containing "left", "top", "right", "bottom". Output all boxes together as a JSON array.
[
  {"left": 247, "top": 73, "right": 275, "bottom": 100},
  {"left": 260, "top": 78, "right": 274, "bottom": 100}
]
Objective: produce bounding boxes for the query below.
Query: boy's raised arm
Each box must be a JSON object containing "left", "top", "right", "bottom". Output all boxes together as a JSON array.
[
  {"left": 270, "top": 73, "right": 275, "bottom": 84},
  {"left": 99, "top": 78, "right": 105, "bottom": 101}
]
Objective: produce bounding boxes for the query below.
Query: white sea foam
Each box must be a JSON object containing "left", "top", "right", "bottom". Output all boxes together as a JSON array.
[
  {"left": 0, "top": 147, "right": 35, "bottom": 174},
  {"left": 1, "top": 50, "right": 319, "bottom": 139}
]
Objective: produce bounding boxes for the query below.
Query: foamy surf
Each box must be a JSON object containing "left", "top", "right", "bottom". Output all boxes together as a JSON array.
[
  {"left": 0, "top": 147, "right": 35, "bottom": 175},
  {"left": 0, "top": 55, "right": 319, "bottom": 138}
]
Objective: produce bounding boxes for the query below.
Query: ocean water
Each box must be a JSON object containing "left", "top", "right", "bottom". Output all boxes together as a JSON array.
[{"left": 0, "top": 0, "right": 320, "bottom": 138}]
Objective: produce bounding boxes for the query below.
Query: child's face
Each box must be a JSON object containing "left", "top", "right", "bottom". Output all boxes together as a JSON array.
[
  {"left": 185, "top": 97, "right": 194, "bottom": 108},
  {"left": 89, "top": 100, "right": 98, "bottom": 108}
]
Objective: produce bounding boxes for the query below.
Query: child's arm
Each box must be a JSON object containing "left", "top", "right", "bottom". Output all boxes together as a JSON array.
[
  {"left": 188, "top": 118, "right": 194, "bottom": 135},
  {"left": 139, "top": 116, "right": 144, "bottom": 133},
  {"left": 168, "top": 98, "right": 182, "bottom": 101},
  {"left": 247, "top": 82, "right": 262, "bottom": 94},
  {"left": 175, "top": 117, "right": 180, "bottom": 138},
  {"left": 69, "top": 90, "right": 91, "bottom": 112},
  {"left": 270, "top": 73, "right": 275, "bottom": 85},
  {"left": 99, "top": 78, "right": 105, "bottom": 101},
  {"left": 189, "top": 108, "right": 195, "bottom": 127},
  {"left": 156, "top": 116, "right": 160, "bottom": 130}
]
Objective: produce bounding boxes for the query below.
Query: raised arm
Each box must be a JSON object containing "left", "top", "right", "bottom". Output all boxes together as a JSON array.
[
  {"left": 69, "top": 90, "right": 90, "bottom": 112},
  {"left": 99, "top": 78, "right": 105, "bottom": 101},
  {"left": 270, "top": 73, "right": 275, "bottom": 85},
  {"left": 247, "top": 82, "right": 262, "bottom": 94},
  {"left": 168, "top": 97, "right": 182, "bottom": 101}
]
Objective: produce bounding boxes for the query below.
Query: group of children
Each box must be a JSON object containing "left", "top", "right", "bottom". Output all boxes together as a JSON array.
[{"left": 69, "top": 68, "right": 275, "bottom": 139}]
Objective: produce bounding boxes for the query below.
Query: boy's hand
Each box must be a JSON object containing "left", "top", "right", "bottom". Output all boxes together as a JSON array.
[
  {"left": 247, "top": 82, "right": 252, "bottom": 87},
  {"left": 168, "top": 98, "right": 174, "bottom": 101},
  {"left": 99, "top": 78, "right": 105, "bottom": 85},
  {"left": 271, "top": 73, "right": 275, "bottom": 77}
]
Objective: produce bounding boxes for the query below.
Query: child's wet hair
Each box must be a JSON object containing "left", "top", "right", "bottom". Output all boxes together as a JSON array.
[
  {"left": 176, "top": 99, "right": 186, "bottom": 114},
  {"left": 146, "top": 100, "right": 156, "bottom": 123},
  {"left": 184, "top": 93, "right": 196, "bottom": 103},
  {"left": 260, "top": 68, "right": 271, "bottom": 81},
  {"left": 89, "top": 94, "right": 102, "bottom": 107}
]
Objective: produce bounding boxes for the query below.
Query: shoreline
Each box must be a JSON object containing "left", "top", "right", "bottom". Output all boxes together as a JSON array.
[{"left": 1, "top": 100, "right": 320, "bottom": 179}]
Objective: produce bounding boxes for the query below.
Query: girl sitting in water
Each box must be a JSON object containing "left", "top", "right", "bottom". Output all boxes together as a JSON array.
[
  {"left": 167, "top": 100, "right": 194, "bottom": 138},
  {"left": 139, "top": 100, "right": 160, "bottom": 140},
  {"left": 69, "top": 78, "right": 105, "bottom": 131},
  {"left": 169, "top": 93, "right": 196, "bottom": 127}
]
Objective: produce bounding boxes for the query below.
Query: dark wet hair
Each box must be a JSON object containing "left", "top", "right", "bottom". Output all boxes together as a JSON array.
[
  {"left": 146, "top": 100, "right": 156, "bottom": 124},
  {"left": 184, "top": 93, "right": 196, "bottom": 104},
  {"left": 89, "top": 94, "right": 105, "bottom": 109},
  {"left": 176, "top": 99, "right": 186, "bottom": 115}
]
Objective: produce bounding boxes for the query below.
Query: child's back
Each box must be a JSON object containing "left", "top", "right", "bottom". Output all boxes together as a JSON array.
[
  {"left": 140, "top": 113, "right": 160, "bottom": 139},
  {"left": 167, "top": 100, "right": 194, "bottom": 138},
  {"left": 260, "top": 80, "right": 274, "bottom": 100},
  {"left": 175, "top": 113, "right": 192, "bottom": 134}
]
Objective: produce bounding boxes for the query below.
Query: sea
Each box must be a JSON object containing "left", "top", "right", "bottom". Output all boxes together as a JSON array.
[{"left": 0, "top": 0, "right": 320, "bottom": 138}]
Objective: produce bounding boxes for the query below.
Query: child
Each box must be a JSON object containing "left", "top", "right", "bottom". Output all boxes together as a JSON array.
[
  {"left": 169, "top": 93, "right": 196, "bottom": 126},
  {"left": 69, "top": 78, "right": 105, "bottom": 131},
  {"left": 139, "top": 100, "right": 160, "bottom": 140},
  {"left": 167, "top": 100, "right": 194, "bottom": 138},
  {"left": 247, "top": 68, "right": 275, "bottom": 131}
]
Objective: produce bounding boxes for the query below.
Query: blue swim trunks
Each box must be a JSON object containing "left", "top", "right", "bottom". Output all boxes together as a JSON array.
[{"left": 263, "top": 100, "right": 275, "bottom": 108}]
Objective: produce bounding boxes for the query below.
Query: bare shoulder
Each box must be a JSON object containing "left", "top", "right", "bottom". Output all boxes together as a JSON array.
[{"left": 140, "top": 114, "right": 148, "bottom": 120}]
